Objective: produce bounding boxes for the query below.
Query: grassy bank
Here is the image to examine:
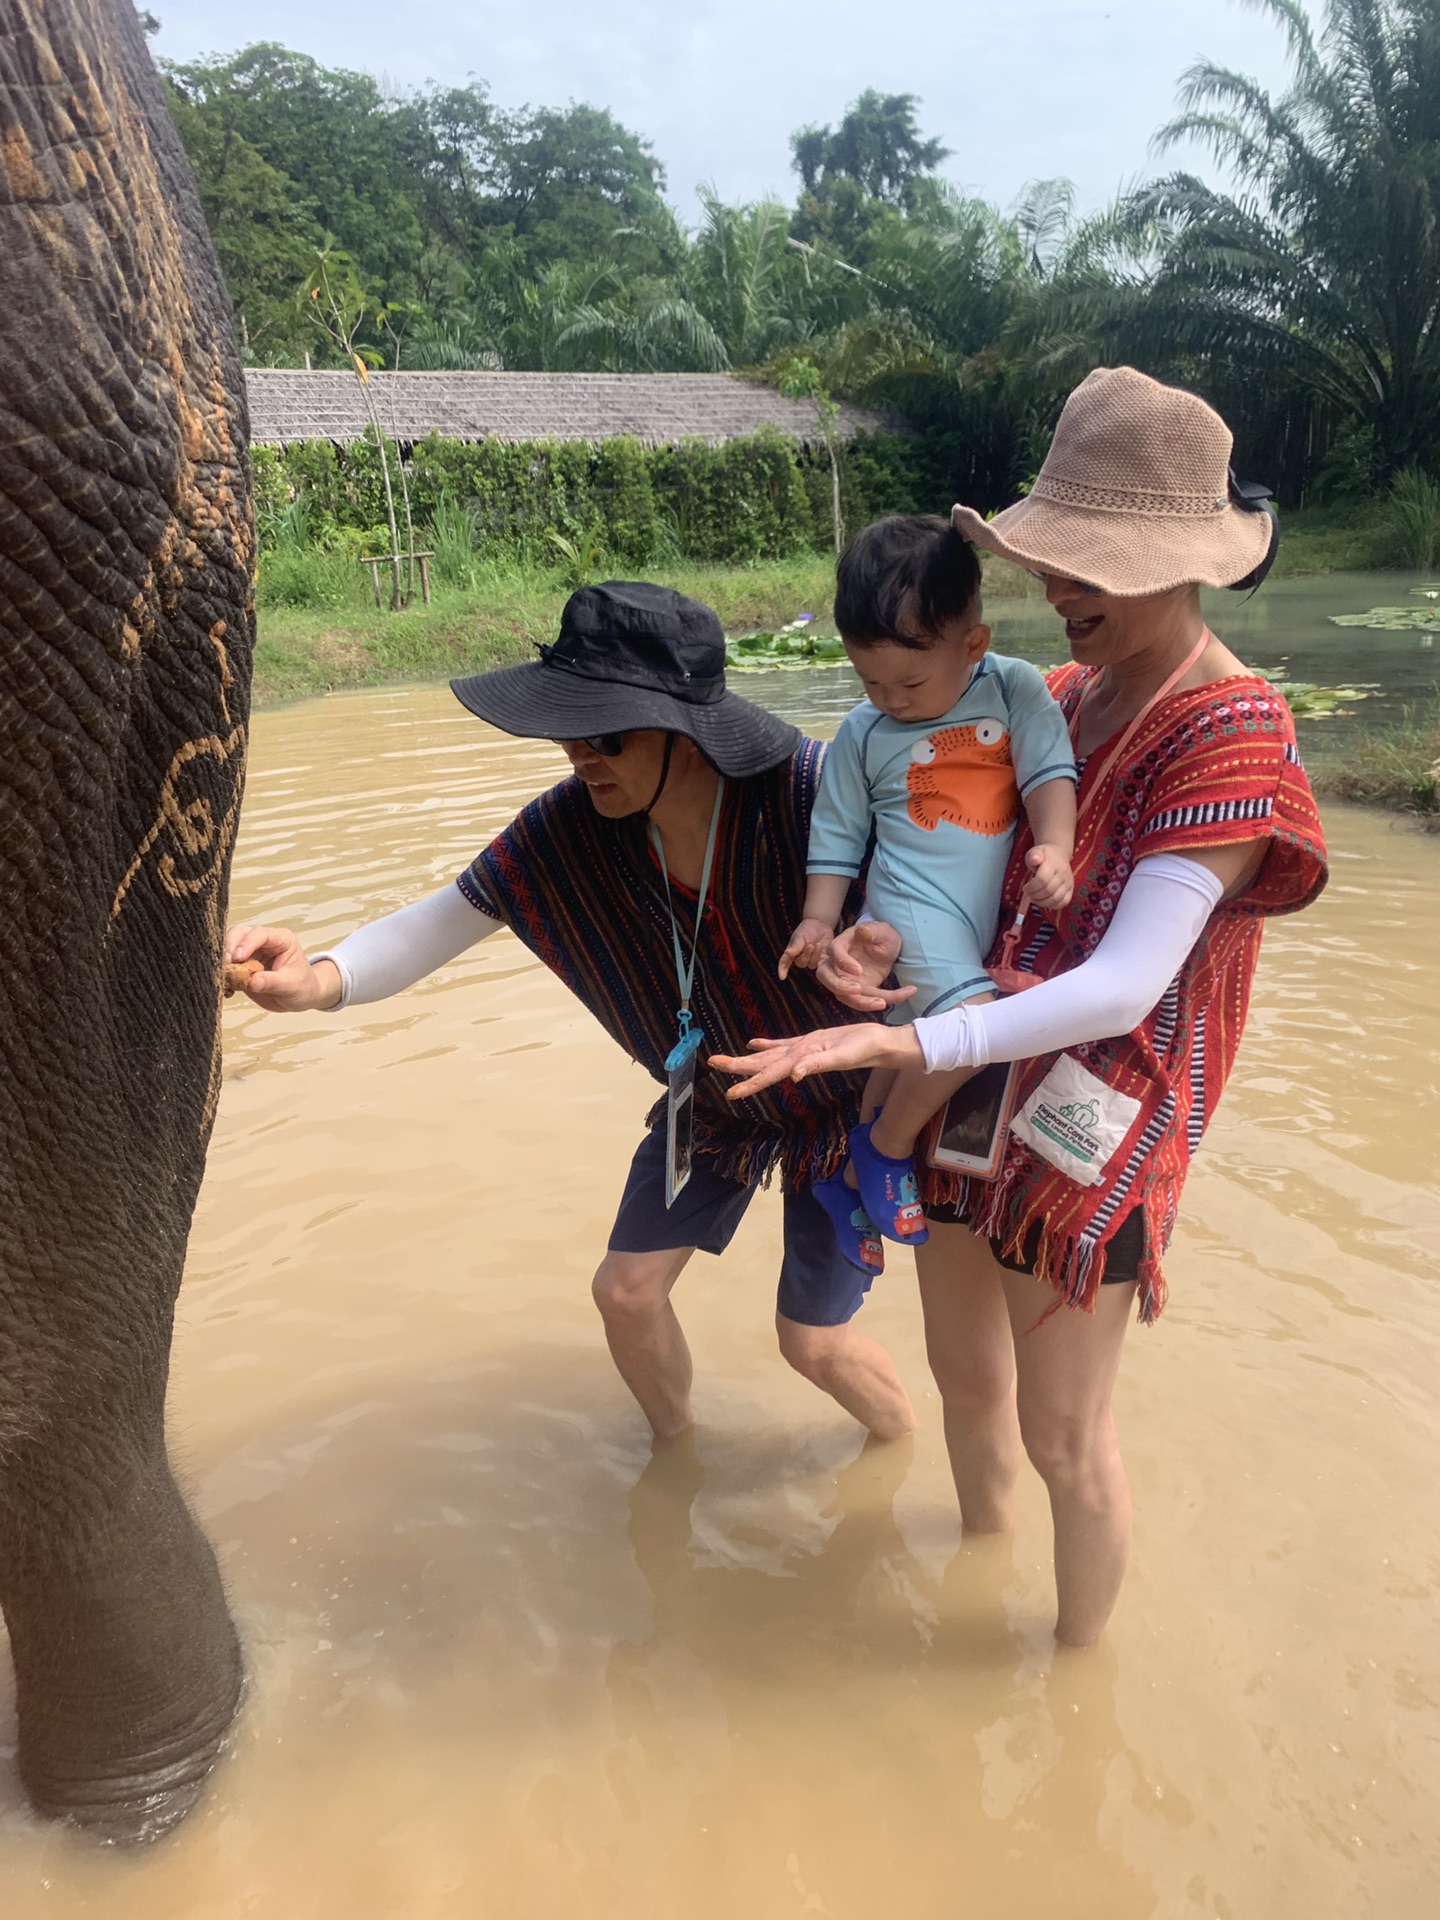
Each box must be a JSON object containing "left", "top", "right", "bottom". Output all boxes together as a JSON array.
[
  {"left": 251, "top": 552, "right": 1032, "bottom": 706},
  {"left": 1271, "top": 502, "right": 1395, "bottom": 575},
  {"left": 248, "top": 491, "right": 1416, "bottom": 708},
  {"left": 1312, "top": 707, "right": 1440, "bottom": 826}
]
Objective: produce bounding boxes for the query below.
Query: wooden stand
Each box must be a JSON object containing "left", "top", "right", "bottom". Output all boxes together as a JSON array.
[{"left": 359, "top": 550, "right": 435, "bottom": 609}]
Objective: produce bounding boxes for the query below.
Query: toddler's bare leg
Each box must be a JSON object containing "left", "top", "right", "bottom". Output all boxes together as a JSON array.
[
  {"left": 840, "top": 1067, "right": 900, "bottom": 1191},
  {"left": 860, "top": 1066, "right": 896, "bottom": 1123},
  {"left": 869, "top": 1064, "right": 975, "bottom": 1160},
  {"left": 869, "top": 987, "right": 997, "bottom": 1160}
]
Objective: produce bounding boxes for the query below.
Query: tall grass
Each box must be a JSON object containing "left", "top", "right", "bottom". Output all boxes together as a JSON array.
[
  {"left": 1387, "top": 467, "right": 1440, "bottom": 570},
  {"left": 255, "top": 491, "right": 374, "bottom": 611},
  {"left": 427, "top": 492, "right": 482, "bottom": 588},
  {"left": 1313, "top": 702, "right": 1440, "bottom": 823}
]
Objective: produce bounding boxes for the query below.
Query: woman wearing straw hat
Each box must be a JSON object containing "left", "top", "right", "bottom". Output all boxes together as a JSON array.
[
  {"left": 714, "top": 368, "right": 1328, "bottom": 1646},
  {"left": 226, "top": 582, "right": 914, "bottom": 1448}
]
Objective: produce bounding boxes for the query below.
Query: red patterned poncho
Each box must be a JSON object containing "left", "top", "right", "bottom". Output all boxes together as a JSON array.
[{"left": 926, "top": 666, "right": 1328, "bottom": 1319}]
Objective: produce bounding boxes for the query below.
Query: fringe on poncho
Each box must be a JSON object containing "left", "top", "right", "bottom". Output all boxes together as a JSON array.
[{"left": 459, "top": 741, "right": 870, "bottom": 1189}]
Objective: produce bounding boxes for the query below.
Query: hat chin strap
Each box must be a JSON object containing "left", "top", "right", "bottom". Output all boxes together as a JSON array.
[{"left": 643, "top": 733, "right": 677, "bottom": 815}]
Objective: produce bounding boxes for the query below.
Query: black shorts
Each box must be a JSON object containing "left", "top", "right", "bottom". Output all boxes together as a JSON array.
[
  {"left": 608, "top": 1128, "right": 878, "bottom": 1328},
  {"left": 926, "top": 1199, "right": 1145, "bottom": 1284}
]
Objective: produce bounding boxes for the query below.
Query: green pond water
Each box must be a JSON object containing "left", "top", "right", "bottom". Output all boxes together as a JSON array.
[{"left": 740, "top": 573, "right": 1440, "bottom": 761}]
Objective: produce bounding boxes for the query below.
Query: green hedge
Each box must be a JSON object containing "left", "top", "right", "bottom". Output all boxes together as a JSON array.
[{"left": 250, "top": 426, "right": 943, "bottom": 568}]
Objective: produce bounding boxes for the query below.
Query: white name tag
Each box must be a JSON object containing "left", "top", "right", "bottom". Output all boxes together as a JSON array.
[{"left": 1010, "top": 1054, "right": 1142, "bottom": 1188}]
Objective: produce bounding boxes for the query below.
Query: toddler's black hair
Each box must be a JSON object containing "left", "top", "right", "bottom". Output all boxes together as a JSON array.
[{"left": 834, "top": 515, "right": 983, "bottom": 649}]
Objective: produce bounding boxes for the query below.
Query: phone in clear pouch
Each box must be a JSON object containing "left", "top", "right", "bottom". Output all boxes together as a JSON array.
[
  {"left": 664, "top": 1028, "right": 702, "bottom": 1207},
  {"left": 924, "top": 1059, "right": 1021, "bottom": 1181}
]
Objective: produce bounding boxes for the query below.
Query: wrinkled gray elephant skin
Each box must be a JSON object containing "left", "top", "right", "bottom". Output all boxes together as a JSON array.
[{"left": 0, "top": 0, "right": 252, "bottom": 1842}]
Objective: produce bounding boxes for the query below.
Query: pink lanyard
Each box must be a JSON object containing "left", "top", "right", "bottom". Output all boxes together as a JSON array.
[
  {"left": 990, "top": 626, "right": 1213, "bottom": 993},
  {"left": 1069, "top": 625, "right": 1213, "bottom": 801}
]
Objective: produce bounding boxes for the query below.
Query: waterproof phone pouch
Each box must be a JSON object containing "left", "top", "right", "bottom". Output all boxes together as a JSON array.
[
  {"left": 925, "top": 1058, "right": 1022, "bottom": 1182},
  {"left": 663, "top": 1025, "right": 704, "bottom": 1208},
  {"left": 1009, "top": 1053, "right": 1142, "bottom": 1188}
]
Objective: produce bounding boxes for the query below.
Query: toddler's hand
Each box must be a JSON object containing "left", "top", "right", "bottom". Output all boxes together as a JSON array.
[
  {"left": 779, "top": 917, "right": 836, "bottom": 980},
  {"left": 1022, "top": 843, "right": 1075, "bottom": 913},
  {"left": 816, "top": 921, "right": 915, "bottom": 1012}
]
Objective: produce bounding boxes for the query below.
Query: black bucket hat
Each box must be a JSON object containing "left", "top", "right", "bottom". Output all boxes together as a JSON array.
[{"left": 451, "top": 581, "right": 800, "bottom": 779}]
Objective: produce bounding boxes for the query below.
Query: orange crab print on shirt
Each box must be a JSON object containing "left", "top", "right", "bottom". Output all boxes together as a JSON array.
[
  {"left": 805, "top": 651, "right": 1076, "bottom": 942},
  {"left": 906, "top": 719, "right": 1020, "bottom": 836}
]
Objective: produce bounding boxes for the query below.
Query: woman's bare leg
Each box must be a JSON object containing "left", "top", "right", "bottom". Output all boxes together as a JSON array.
[
  {"left": 914, "top": 1223, "right": 1023, "bottom": 1531},
  {"left": 1002, "top": 1273, "right": 1137, "bottom": 1647}
]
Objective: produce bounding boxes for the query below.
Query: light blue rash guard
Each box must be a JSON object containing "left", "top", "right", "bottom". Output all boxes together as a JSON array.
[{"left": 808, "top": 653, "right": 1077, "bottom": 1017}]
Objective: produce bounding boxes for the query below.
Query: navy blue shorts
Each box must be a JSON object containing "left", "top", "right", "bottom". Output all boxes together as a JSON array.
[{"left": 608, "top": 1127, "right": 877, "bottom": 1329}]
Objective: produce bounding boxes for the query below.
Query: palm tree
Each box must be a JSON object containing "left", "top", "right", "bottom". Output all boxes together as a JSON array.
[
  {"left": 404, "top": 224, "right": 730, "bottom": 374},
  {"left": 1123, "top": 0, "right": 1440, "bottom": 481},
  {"left": 688, "top": 190, "right": 820, "bottom": 367},
  {"left": 798, "top": 186, "right": 1063, "bottom": 504}
]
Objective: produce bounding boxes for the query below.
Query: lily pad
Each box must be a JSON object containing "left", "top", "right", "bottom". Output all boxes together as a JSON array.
[
  {"left": 1263, "top": 679, "right": 1379, "bottom": 718},
  {"left": 1329, "top": 606, "right": 1440, "bottom": 631},
  {"left": 725, "top": 615, "right": 848, "bottom": 671}
]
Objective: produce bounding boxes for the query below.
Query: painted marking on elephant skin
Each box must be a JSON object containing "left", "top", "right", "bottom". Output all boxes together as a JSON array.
[
  {"left": 905, "top": 721, "right": 1019, "bottom": 836},
  {"left": 110, "top": 726, "right": 247, "bottom": 934},
  {"left": 210, "top": 621, "right": 237, "bottom": 722}
]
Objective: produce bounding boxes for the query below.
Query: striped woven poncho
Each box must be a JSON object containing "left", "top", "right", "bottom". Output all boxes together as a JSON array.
[
  {"left": 458, "top": 740, "right": 869, "bottom": 1189},
  {"left": 927, "top": 666, "right": 1328, "bottom": 1319}
]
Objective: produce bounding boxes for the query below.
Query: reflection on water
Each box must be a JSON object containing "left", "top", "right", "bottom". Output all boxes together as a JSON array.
[{"left": 0, "top": 681, "right": 1437, "bottom": 1919}]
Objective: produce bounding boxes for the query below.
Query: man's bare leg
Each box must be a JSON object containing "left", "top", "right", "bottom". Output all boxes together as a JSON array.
[
  {"left": 591, "top": 1247, "right": 698, "bottom": 1441},
  {"left": 775, "top": 1315, "right": 916, "bottom": 1440}
]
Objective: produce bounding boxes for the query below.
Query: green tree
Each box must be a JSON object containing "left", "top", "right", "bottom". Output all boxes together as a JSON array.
[
  {"left": 163, "top": 87, "right": 322, "bottom": 360},
  {"left": 779, "top": 356, "right": 845, "bottom": 555},
  {"left": 303, "top": 248, "right": 418, "bottom": 603},
  {"left": 790, "top": 91, "right": 951, "bottom": 262},
  {"left": 791, "top": 90, "right": 949, "bottom": 208},
  {"left": 163, "top": 45, "right": 432, "bottom": 306}
]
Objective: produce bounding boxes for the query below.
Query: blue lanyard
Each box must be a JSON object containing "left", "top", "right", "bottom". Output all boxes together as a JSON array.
[{"left": 648, "top": 776, "right": 725, "bottom": 1046}]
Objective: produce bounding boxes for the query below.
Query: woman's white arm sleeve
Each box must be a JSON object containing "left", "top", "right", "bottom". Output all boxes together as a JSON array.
[
  {"left": 913, "top": 854, "right": 1226, "bottom": 1074},
  {"left": 313, "top": 882, "right": 502, "bottom": 1008}
]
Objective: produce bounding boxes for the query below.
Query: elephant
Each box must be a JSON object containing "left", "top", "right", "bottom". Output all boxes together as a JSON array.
[{"left": 0, "top": 0, "right": 251, "bottom": 1840}]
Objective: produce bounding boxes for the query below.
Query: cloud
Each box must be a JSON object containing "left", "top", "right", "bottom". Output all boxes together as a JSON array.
[{"left": 150, "top": 0, "right": 1295, "bottom": 219}]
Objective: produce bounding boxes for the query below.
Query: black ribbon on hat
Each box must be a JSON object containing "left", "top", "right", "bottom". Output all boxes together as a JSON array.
[{"left": 1226, "top": 468, "right": 1280, "bottom": 593}]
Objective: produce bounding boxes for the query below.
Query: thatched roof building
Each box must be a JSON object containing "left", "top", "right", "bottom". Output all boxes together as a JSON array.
[{"left": 244, "top": 369, "right": 889, "bottom": 450}]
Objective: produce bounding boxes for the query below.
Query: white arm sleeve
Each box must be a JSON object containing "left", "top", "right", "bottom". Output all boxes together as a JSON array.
[
  {"left": 914, "top": 854, "right": 1226, "bottom": 1074},
  {"left": 314, "top": 882, "right": 502, "bottom": 1009}
]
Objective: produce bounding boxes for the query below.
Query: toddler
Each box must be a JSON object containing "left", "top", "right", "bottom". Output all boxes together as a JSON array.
[{"left": 781, "top": 516, "right": 1077, "bottom": 1268}]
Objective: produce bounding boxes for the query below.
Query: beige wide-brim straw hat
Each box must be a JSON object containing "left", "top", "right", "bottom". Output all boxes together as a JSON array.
[{"left": 951, "top": 366, "right": 1274, "bottom": 597}]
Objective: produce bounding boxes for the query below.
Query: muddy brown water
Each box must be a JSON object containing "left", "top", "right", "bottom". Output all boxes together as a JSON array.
[{"left": 2, "top": 683, "right": 1437, "bottom": 1917}]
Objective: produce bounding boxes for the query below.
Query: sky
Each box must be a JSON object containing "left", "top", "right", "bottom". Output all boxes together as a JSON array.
[{"left": 148, "top": 0, "right": 1298, "bottom": 222}]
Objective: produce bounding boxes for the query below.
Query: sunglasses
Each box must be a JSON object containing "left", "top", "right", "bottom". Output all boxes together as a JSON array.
[{"left": 580, "top": 732, "right": 628, "bottom": 757}]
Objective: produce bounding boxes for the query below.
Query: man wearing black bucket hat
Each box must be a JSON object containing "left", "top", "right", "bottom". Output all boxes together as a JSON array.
[{"left": 226, "top": 583, "right": 915, "bottom": 1445}]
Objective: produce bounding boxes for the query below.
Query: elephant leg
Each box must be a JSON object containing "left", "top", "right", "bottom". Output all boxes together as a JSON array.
[
  {"left": 0, "top": 1326, "right": 243, "bottom": 1843},
  {"left": 0, "top": 1462, "right": 242, "bottom": 1843}
]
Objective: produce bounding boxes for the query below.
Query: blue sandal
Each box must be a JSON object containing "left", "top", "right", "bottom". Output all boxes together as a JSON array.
[
  {"left": 812, "top": 1171, "right": 885, "bottom": 1274},
  {"left": 849, "top": 1123, "right": 929, "bottom": 1245}
]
